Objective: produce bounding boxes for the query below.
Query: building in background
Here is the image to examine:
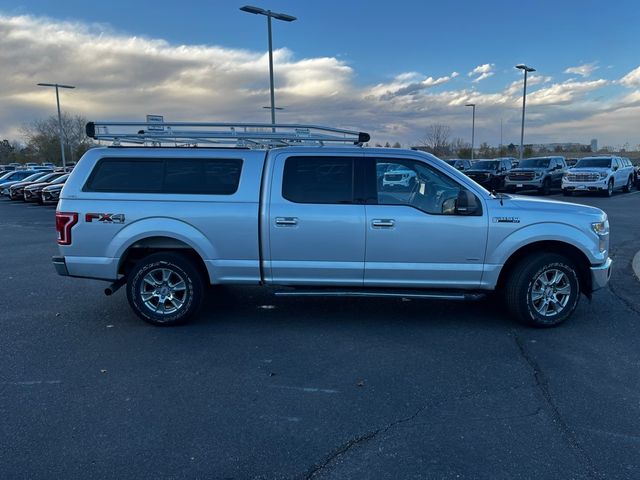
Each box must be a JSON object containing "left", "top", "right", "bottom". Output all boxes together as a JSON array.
[{"left": 591, "top": 138, "right": 598, "bottom": 153}]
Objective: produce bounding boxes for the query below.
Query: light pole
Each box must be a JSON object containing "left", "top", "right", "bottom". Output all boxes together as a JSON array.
[
  {"left": 465, "top": 103, "right": 476, "bottom": 160},
  {"left": 240, "top": 5, "right": 296, "bottom": 127},
  {"left": 515, "top": 64, "right": 536, "bottom": 160},
  {"left": 37, "top": 82, "right": 75, "bottom": 169}
]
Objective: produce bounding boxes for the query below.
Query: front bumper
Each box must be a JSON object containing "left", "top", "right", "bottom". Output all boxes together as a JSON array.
[
  {"left": 504, "top": 178, "right": 544, "bottom": 189},
  {"left": 590, "top": 257, "right": 612, "bottom": 291},
  {"left": 562, "top": 179, "right": 608, "bottom": 192}
]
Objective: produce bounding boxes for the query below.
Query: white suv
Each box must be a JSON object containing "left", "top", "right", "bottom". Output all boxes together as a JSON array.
[{"left": 562, "top": 156, "right": 635, "bottom": 197}]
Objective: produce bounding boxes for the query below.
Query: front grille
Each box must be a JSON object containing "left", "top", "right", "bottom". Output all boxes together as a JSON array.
[
  {"left": 508, "top": 171, "right": 535, "bottom": 181},
  {"left": 567, "top": 172, "right": 600, "bottom": 182}
]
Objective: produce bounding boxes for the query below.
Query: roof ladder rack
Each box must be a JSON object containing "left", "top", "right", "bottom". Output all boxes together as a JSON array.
[{"left": 85, "top": 121, "right": 370, "bottom": 148}]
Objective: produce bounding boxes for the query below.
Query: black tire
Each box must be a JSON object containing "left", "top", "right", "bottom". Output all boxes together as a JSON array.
[
  {"left": 623, "top": 176, "right": 633, "bottom": 193},
  {"left": 126, "top": 252, "right": 204, "bottom": 326},
  {"left": 562, "top": 189, "right": 572, "bottom": 196},
  {"left": 603, "top": 179, "right": 614, "bottom": 197},
  {"left": 539, "top": 178, "right": 551, "bottom": 195},
  {"left": 504, "top": 253, "right": 580, "bottom": 327}
]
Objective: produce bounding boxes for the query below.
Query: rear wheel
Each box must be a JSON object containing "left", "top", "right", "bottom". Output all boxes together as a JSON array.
[
  {"left": 126, "top": 252, "right": 204, "bottom": 326},
  {"left": 504, "top": 253, "right": 581, "bottom": 327},
  {"left": 623, "top": 176, "right": 633, "bottom": 193}
]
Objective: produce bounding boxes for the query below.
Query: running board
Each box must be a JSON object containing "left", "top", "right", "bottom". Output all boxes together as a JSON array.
[{"left": 274, "top": 289, "right": 485, "bottom": 301}]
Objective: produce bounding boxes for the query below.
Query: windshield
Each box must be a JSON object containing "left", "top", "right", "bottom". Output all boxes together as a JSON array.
[
  {"left": 21, "top": 173, "right": 46, "bottom": 182},
  {"left": 473, "top": 161, "right": 499, "bottom": 170},
  {"left": 50, "top": 174, "right": 69, "bottom": 184},
  {"left": 574, "top": 158, "right": 612, "bottom": 169},
  {"left": 519, "top": 159, "right": 550, "bottom": 168}
]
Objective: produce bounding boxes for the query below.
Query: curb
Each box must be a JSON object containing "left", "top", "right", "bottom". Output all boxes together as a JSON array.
[{"left": 633, "top": 250, "right": 640, "bottom": 282}]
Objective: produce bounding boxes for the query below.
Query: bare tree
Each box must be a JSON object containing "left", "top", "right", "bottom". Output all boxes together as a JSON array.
[
  {"left": 420, "top": 123, "right": 451, "bottom": 157},
  {"left": 20, "top": 113, "right": 95, "bottom": 165}
]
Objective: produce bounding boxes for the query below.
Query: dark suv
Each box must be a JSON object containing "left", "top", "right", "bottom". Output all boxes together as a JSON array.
[
  {"left": 444, "top": 159, "right": 473, "bottom": 171},
  {"left": 504, "top": 156, "right": 567, "bottom": 195},
  {"left": 464, "top": 158, "right": 513, "bottom": 190}
]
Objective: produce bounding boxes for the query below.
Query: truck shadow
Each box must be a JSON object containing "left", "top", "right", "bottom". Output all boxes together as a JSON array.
[{"left": 195, "top": 285, "right": 514, "bottom": 330}]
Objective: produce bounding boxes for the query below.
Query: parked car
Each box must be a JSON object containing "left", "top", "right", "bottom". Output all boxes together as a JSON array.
[
  {"left": 562, "top": 156, "right": 635, "bottom": 197},
  {"left": 504, "top": 156, "right": 567, "bottom": 195},
  {"left": 52, "top": 121, "right": 612, "bottom": 329},
  {"left": 464, "top": 158, "right": 514, "bottom": 191},
  {"left": 8, "top": 172, "right": 59, "bottom": 200},
  {"left": 23, "top": 173, "right": 67, "bottom": 202},
  {"left": 382, "top": 165, "right": 417, "bottom": 189},
  {"left": 0, "top": 170, "right": 39, "bottom": 193},
  {"left": 42, "top": 181, "right": 67, "bottom": 205},
  {"left": 0, "top": 165, "right": 17, "bottom": 172},
  {"left": 444, "top": 159, "right": 473, "bottom": 171}
]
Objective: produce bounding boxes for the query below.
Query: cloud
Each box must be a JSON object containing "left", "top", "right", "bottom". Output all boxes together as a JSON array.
[
  {"left": 0, "top": 13, "right": 636, "bottom": 148},
  {"left": 564, "top": 62, "right": 599, "bottom": 77},
  {"left": 527, "top": 79, "right": 608, "bottom": 106},
  {"left": 620, "top": 66, "right": 640, "bottom": 87},
  {"left": 468, "top": 64, "right": 494, "bottom": 83},
  {"left": 368, "top": 71, "right": 460, "bottom": 100}
]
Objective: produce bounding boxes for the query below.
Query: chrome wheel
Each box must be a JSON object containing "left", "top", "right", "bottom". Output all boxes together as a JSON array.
[
  {"left": 139, "top": 267, "right": 187, "bottom": 315},
  {"left": 530, "top": 268, "right": 571, "bottom": 317}
]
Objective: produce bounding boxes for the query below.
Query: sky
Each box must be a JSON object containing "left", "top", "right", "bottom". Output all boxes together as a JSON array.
[{"left": 1, "top": 0, "right": 639, "bottom": 148}]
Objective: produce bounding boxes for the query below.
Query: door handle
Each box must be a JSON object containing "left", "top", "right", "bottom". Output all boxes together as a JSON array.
[
  {"left": 372, "top": 219, "right": 395, "bottom": 228},
  {"left": 275, "top": 217, "right": 298, "bottom": 227}
]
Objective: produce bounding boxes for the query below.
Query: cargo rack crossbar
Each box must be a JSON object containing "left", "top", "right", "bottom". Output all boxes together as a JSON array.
[{"left": 86, "top": 121, "right": 370, "bottom": 148}]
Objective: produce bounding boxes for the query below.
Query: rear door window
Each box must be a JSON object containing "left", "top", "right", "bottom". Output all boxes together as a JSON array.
[{"left": 282, "top": 156, "right": 354, "bottom": 204}]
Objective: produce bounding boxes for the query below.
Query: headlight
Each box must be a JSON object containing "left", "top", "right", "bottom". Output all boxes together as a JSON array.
[
  {"left": 599, "top": 172, "right": 608, "bottom": 179},
  {"left": 562, "top": 174, "right": 568, "bottom": 180},
  {"left": 592, "top": 220, "right": 609, "bottom": 252},
  {"left": 591, "top": 221, "right": 608, "bottom": 235}
]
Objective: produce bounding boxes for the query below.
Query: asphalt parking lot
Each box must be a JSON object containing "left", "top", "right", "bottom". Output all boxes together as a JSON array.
[{"left": 1, "top": 191, "right": 639, "bottom": 480}]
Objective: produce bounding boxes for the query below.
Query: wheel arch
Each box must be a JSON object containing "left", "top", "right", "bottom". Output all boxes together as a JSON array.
[
  {"left": 496, "top": 240, "right": 592, "bottom": 298},
  {"left": 117, "top": 236, "right": 210, "bottom": 283}
]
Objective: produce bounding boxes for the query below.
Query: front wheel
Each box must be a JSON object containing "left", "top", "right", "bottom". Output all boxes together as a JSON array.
[
  {"left": 603, "top": 179, "right": 614, "bottom": 197},
  {"left": 562, "top": 189, "right": 572, "bottom": 196},
  {"left": 539, "top": 178, "right": 551, "bottom": 195},
  {"left": 126, "top": 252, "right": 204, "bottom": 326},
  {"left": 504, "top": 253, "right": 581, "bottom": 327}
]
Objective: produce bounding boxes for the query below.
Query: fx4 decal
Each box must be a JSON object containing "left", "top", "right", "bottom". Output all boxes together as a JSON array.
[{"left": 85, "top": 213, "right": 125, "bottom": 224}]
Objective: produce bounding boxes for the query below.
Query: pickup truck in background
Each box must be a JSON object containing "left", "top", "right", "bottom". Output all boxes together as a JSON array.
[
  {"left": 52, "top": 122, "right": 612, "bottom": 328},
  {"left": 562, "top": 156, "right": 635, "bottom": 197},
  {"left": 504, "top": 156, "right": 567, "bottom": 195}
]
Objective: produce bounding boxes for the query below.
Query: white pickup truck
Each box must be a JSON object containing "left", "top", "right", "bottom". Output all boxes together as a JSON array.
[
  {"left": 562, "top": 156, "right": 635, "bottom": 196},
  {"left": 53, "top": 122, "right": 612, "bottom": 328}
]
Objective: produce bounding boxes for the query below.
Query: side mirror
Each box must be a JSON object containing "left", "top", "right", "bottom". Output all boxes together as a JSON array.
[
  {"left": 455, "top": 190, "right": 480, "bottom": 215},
  {"left": 613, "top": 165, "right": 619, "bottom": 171}
]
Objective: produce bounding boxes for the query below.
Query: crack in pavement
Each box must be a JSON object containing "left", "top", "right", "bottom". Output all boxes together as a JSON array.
[
  {"left": 513, "top": 333, "right": 603, "bottom": 480},
  {"left": 302, "top": 404, "right": 428, "bottom": 480},
  {"left": 300, "top": 382, "right": 537, "bottom": 480},
  {"left": 607, "top": 281, "right": 640, "bottom": 316}
]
